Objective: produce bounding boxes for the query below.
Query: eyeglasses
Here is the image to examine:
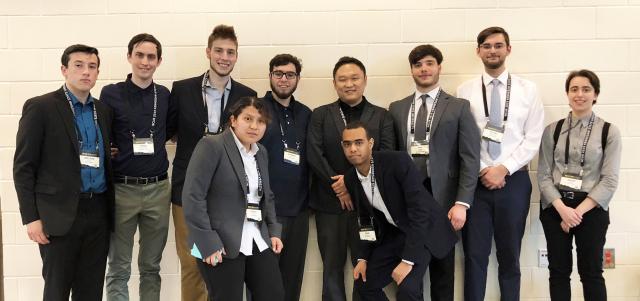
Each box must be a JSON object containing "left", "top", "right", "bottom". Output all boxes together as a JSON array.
[
  {"left": 270, "top": 71, "right": 298, "bottom": 80},
  {"left": 479, "top": 43, "right": 506, "bottom": 50}
]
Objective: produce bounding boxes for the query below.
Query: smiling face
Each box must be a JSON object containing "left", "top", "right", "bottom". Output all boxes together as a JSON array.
[
  {"left": 61, "top": 52, "right": 99, "bottom": 97},
  {"left": 128, "top": 41, "right": 161, "bottom": 83},
  {"left": 333, "top": 63, "right": 367, "bottom": 106},
  {"left": 230, "top": 105, "right": 267, "bottom": 148},
  {"left": 269, "top": 62, "right": 299, "bottom": 100},
  {"left": 567, "top": 76, "right": 597, "bottom": 117},
  {"left": 476, "top": 33, "right": 511, "bottom": 71},
  {"left": 411, "top": 55, "right": 441, "bottom": 92},
  {"left": 206, "top": 38, "right": 237, "bottom": 77}
]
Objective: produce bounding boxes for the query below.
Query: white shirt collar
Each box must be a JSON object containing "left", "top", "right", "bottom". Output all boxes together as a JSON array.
[
  {"left": 205, "top": 74, "right": 232, "bottom": 92},
  {"left": 230, "top": 129, "right": 259, "bottom": 156},
  {"left": 413, "top": 86, "right": 441, "bottom": 103},
  {"left": 482, "top": 69, "right": 509, "bottom": 86}
]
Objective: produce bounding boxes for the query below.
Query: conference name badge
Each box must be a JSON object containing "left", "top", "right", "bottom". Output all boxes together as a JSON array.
[
  {"left": 246, "top": 204, "right": 262, "bottom": 222},
  {"left": 133, "top": 137, "right": 155, "bottom": 156},
  {"left": 80, "top": 152, "right": 100, "bottom": 168},
  {"left": 359, "top": 226, "right": 377, "bottom": 242},
  {"left": 482, "top": 124, "right": 504, "bottom": 143},
  {"left": 410, "top": 140, "right": 430, "bottom": 156},
  {"left": 283, "top": 148, "right": 300, "bottom": 165},
  {"left": 559, "top": 172, "right": 583, "bottom": 190}
]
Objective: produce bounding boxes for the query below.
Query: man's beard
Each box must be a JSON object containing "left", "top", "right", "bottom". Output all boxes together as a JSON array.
[{"left": 270, "top": 82, "right": 297, "bottom": 100}]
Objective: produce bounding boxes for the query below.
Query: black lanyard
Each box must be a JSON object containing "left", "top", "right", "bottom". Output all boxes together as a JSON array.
[
  {"left": 63, "top": 85, "right": 99, "bottom": 152},
  {"left": 202, "top": 71, "right": 228, "bottom": 134},
  {"left": 409, "top": 89, "right": 442, "bottom": 138},
  {"left": 357, "top": 157, "right": 377, "bottom": 227},
  {"left": 339, "top": 107, "right": 347, "bottom": 126},
  {"left": 276, "top": 103, "right": 300, "bottom": 150},
  {"left": 243, "top": 155, "right": 264, "bottom": 201},
  {"left": 481, "top": 74, "right": 512, "bottom": 123},
  {"left": 124, "top": 83, "right": 158, "bottom": 140},
  {"left": 564, "top": 112, "right": 595, "bottom": 169}
]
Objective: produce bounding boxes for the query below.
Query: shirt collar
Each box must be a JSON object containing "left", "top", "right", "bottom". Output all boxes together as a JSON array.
[
  {"left": 264, "top": 91, "right": 296, "bottom": 109},
  {"left": 230, "top": 128, "right": 259, "bottom": 156},
  {"left": 414, "top": 86, "right": 440, "bottom": 103},
  {"left": 482, "top": 69, "right": 509, "bottom": 86},
  {"left": 65, "top": 84, "right": 93, "bottom": 106},
  {"left": 575, "top": 112, "right": 595, "bottom": 126},
  {"left": 338, "top": 96, "right": 368, "bottom": 111},
  {"left": 125, "top": 73, "right": 154, "bottom": 93},
  {"left": 205, "top": 73, "right": 232, "bottom": 92},
  {"left": 356, "top": 167, "right": 371, "bottom": 182}
]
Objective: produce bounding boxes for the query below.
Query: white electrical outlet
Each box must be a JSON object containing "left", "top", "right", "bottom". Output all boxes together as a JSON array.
[{"left": 538, "top": 249, "right": 549, "bottom": 268}]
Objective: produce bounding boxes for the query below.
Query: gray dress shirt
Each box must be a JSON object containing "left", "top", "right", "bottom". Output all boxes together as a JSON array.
[{"left": 537, "top": 112, "right": 622, "bottom": 210}]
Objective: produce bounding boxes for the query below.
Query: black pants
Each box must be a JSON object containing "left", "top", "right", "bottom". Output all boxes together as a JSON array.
[
  {"left": 39, "top": 193, "right": 110, "bottom": 301},
  {"left": 355, "top": 226, "right": 428, "bottom": 301},
  {"left": 196, "top": 245, "right": 284, "bottom": 301},
  {"left": 461, "top": 170, "right": 532, "bottom": 301},
  {"left": 315, "top": 210, "right": 361, "bottom": 301},
  {"left": 540, "top": 193, "right": 609, "bottom": 301},
  {"left": 277, "top": 210, "right": 309, "bottom": 301}
]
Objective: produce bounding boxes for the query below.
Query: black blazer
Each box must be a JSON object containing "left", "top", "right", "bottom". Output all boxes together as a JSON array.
[
  {"left": 344, "top": 151, "right": 457, "bottom": 264},
  {"left": 168, "top": 75, "right": 257, "bottom": 204},
  {"left": 306, "top": 99, "right": 396, "bottom": 214},
  {"left": 13, "top": 88, "right": 115, "bottom": 236}
]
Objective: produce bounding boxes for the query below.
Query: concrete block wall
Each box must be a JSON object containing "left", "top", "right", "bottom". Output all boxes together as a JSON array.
[{"left": 1, "top": 1, "right": 640, "bottom": 300}]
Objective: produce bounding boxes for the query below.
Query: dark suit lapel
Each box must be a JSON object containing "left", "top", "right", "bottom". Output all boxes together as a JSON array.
[
  {"left": 372, "top": 154, "right": 388, "bottom": 209},
  {"left": 329, "top": 101, "right": 346, "bottom": 134},
  {"left": 54, "top": 88, "right": 79, "bottom": 154},
  {"left": 398, "top": 94, "right": 414, "bottom": 150},
  {"left": 194, "top": 73, "right": 208, "bottom": 126},
  {"left": 430, "top": 90, "right": 450, "bottom": 139},
  {"left": 360, "top": 99, "right": 374, "bottom": 123},
  {"left": 223, "top": 130, "right": 249, "bottom": 196}
]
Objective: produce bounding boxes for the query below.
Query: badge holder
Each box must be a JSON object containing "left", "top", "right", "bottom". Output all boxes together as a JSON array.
[
  {"left": 80, "top": 151, "right": 100, "bottom": 168},
  {"left": 482, "top": 124, "right": 504, "bottom": 143},
  {"left": 246, "top": 203, "right": 262, "bottom": 222},
  {"left": 410, "top": 140, "right": 429, "bottom": 157},
  {"left": 559, "top": 171, "right": 583, "bottom": 191},
  {"left": 358, "top": 216, "right": 377, "bottom": 242},
  {"left": 283, "top": 147, "right": 300, "bottom": 165},
  {"left": 133, "top": 136, "right": 155, "bottom": 156}
]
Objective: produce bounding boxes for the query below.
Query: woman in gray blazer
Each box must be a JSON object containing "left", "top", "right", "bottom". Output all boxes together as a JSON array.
[{"left": 182, "top": 96, "right": 284, "bottom": 301}]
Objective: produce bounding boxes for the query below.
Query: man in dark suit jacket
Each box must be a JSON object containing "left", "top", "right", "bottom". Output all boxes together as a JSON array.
[
  {"left": 341, "top": 122, "right": 457, "bottom": 301},
  {"left": 307, "top": 56, "right": 396, "bottom": 301},
  {"left": 166, "top": 24, "right": 257, "bottom": 301},
  {"left": 13, "top": 44, "right": 114, "bottom": 300},
  {"left": 388, "top": 44, "right": 480, "bottom": 301}
]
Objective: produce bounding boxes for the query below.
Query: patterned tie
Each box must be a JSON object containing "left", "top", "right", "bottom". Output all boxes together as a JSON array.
[
  {"left": 413, "top": 94, "right": 428, "bottom": 175},
  {"left": 488, "top": 79, "right": 502, "bottom": 160}
]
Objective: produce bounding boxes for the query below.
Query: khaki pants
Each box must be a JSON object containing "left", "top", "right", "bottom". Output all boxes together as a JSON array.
[{"left": 172, "top": 203, "right": 208, "bottom": 301}]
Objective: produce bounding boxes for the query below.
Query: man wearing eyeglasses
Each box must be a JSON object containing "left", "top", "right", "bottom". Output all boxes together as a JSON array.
[
  {"left": 167, "top": 24, "right": 257, "bottom": 301},
  {"left": 456, "top": 26, "right": 544, "bottom": 301},
  {"left": 257, "top": 53, "right": 311, "bottom": 301}
]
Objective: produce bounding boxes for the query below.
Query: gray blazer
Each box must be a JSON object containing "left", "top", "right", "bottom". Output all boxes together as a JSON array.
[
  {"left": 389, "top": 90, "right": 480, "bottom": 208},
  {"left": 182, "top": 129, "right": 282, "bottom": 259}
]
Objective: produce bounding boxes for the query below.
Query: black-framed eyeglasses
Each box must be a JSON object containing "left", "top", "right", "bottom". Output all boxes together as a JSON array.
[{"left": 270, "top": 71, "right": 298, "bottom": 80}]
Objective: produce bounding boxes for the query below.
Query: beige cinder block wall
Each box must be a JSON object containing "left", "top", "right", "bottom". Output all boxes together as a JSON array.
[{"left": 2, "top": 1, "right": 640, "bottom": 300}]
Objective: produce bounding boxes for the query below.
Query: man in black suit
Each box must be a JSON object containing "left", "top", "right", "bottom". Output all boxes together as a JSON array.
[
  {"left": 307, "top": 56, "right": 396, "bottom": 301},
  {"left": 13, "top": 44, "right": 114, "bottom": 300},
  {"left": 167, "top": 24, "right": 257, "bottom": 301},
  {"left": 340, "top": 121, "right": 457, "bottom": 301}
]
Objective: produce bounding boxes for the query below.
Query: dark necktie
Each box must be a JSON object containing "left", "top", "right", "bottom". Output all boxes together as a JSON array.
[{"left": 413, "top": 94, "right": 428, "bottom": 175}]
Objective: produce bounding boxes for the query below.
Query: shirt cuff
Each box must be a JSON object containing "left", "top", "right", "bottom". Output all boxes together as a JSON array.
[
  {"left": 357, "top": 259, "right": 367, "bottom": 262},
  {"left": 454, "top": 201, "right": 470, "bottom": 209},
  {"left": 401, "top": 259, "right": 414, "bottom": 266}
]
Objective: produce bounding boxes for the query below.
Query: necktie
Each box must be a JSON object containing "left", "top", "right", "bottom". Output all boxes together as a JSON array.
[
  {"left": 413, "top": 94, "right": 428, "bottom": 175},
  {"left": 488, "top": 79, "right": 502, "bottom": 159}
]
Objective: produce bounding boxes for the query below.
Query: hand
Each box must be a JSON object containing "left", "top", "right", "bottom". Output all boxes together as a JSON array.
[
  {"left": 204, "top": 248, "right": 226, "bottom": 266},
  {"left": 26, "top": 220, "right": 50, "bottom": 245},
  {"left": 560, "top": 221, "right": 571, "bottom": 233},
  {"left": 271, "top": 237, "right": 283, "bottom": 254},
  {"left": 575, "top": 197, "right": 598, "bottom": 216},
  {"left": 332, "top": 175, "right": 354, "bottom": 211},
  {"left": 353, "top": 260, "right": 367, "bottom": 282},
  {"left": 448, "top": 204, "right": 468, "bottom": 231},
  {"left": 480, "top": 166, "right": 508, "bottom": 190},
  {"left": 553, "top": 200, "right": 582, "bottom": 228},
  {"left": 391, "top": 261, "right": 413, "bottom": 285},
  {"left": 110, "top": 147, "right": 119, "bottom": 158},
  {"left": 338, "top": 193, "right": 354, "bottom": 211}
]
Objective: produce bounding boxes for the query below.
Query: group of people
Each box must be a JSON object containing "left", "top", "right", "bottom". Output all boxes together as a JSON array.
[{"left": 12, "top": 23, "right": 620, "bottom": 301}]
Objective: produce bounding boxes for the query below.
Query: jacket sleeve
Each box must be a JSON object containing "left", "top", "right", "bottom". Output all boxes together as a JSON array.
[
  {"left": 306, "top": 108, "right": 338, "bottom": 183},
  {"left": 261, "top": 147, "right": 283, "bottom": 238},
  {"left": 455, "top": 100, "right": 481, "bottom": 206},
  {"left": 166, "top": 81, "right": 180, "bottom": 141},
  {"left": 397, "top": 154, "right": 431, "bottom": 264},
  {"left": 378, "top": 110, "right": 397, "bottom": 151},
  {"left": 344, "top": 170, "right": 374, "bottom": 261}
]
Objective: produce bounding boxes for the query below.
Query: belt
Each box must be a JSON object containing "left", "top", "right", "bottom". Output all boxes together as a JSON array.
[
  {"left": 79, "top": 192, "right": 105, "bottom": 199},
  {"left": 114, "top": 173, "right": 168, "bottom": 185},
  {"left": 559, "top": 190, "right": 588, "bottom": 200}
]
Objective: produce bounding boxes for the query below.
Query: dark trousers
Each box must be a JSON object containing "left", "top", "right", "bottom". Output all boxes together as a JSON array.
[
  {"left": 39, "top": 194, "right": 110, "bottom": 301},
  {"left": 540, "top": 195, "right": 609, "bottom": 301},
  {"left": 355, "top": 226, "right": 428, "bottom": 301},
  {"left": 462, "top": 170, "right": 532, "bottom": 301},
  {"left": 196, "top": 245, "right": 284, "bottom": 301},
  {"left": 316, "top": 210, "right": 361, "bottom": 301},
  {"left": 277, "top": 210, "right": 310, "bottom": 301}
]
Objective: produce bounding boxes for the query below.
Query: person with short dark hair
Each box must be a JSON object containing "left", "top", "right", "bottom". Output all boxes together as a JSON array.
[
  {"left": 100, "top": 33, "right": 173, "bottom": 301},
  {"left": 307, "top": 56, "right": 396, "bottom": 301},
  {"left": 183, "top": 96, "right": 285, "bottom": 301},
  {"left": 457, "top": 26, "right": 545, "bottom": 301},
  {"left": 538, "top": 70, "right": 621, "bottom": 301},
  {"left": 258, "top": 53, "right": 311, "bottom": 301},
  {"left": 389, "top": 44, "right": 480, "bottom": 301},
  {"left": 167, "top": 24, "right": 257, "bottom": 301},
  {"left": 340, "top": 122, "right": 457, "bottom": 301},
  {"left": 14, "top": 44, "right": 114, "bottom": 300}
]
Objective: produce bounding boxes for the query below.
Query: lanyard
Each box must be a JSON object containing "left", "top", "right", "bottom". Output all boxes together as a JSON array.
[
  {"left": 564, "top": 112, "right": 595, "bottom": 169},
  {"left": 243, "top": 155, "right": 264, "bottom": 201},
  {"left": 339, "top": 107, "right": 347, "bottom": 126},
  {"left": 481, "top": 74, "right": 512, "bottom": 124},
  {"left": 63, "top": 85, "right": 99, "bottom": 152},
  {"left": 357, "top": 157, "right": 377, "bottom": 227},
  {"left": 125, "top": 83, "right": 158, "bottom": 140},
  {"left": 410, "top": 89, "right": 442, "bottom": 139},
  {"left": 276, "top": 103, "right": 300, "bottom": 150},
  {"left": 202, "top": 71, "right": 228, "bottom": 134}
]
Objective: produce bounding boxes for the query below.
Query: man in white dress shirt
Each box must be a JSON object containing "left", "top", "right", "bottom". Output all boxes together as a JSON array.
[{"left": 456, "top": 26, "right": 545, "bottom": 301}]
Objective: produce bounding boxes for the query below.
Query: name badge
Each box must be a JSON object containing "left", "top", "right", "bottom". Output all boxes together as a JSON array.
[
  {"left": 283, "top": 148, "right": 300, "bottom": 165},
  {"left": 482, "top": 124, "right": 504, "bottom": 143},
  {"left": 246, "top": 203, "right": 262, "bottom": 222},
  {"left": 410, "top": 140, "right": 429, "bottom": 156},
  {"left": 559, "top": 172, "right": 583, "bottom": 190},
  {"left": 133, "top": 138, "right": 155, "bottom": 156},
  {"left": 80, "top": 152, "right": 100, "bottom": 168},
  {"left": 359, "top": 226, "right": 377, "bottom": 242}
]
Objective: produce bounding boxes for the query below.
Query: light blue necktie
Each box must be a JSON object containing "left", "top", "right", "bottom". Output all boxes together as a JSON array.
[{"left": 488, "top": 79, "right": 502, "bottom": 159}]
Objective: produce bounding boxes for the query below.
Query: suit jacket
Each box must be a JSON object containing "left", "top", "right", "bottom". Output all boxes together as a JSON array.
[
  {"left": 182, "top": 129, "right": 282, "bottom": 259},
  {"left": 344, "top": 151, "right": 457, "bottom": 264},
  {"left": 168, "top": 75, "right": 257, "bottom": 204},
  {"left": 389, "top": 90, "right": 480, "bottom": 208},
  {"left": 13, "top": 88, "right": 115, "bottom": 236},
  {"left": 307, "top": 98, "right": 396, "bottom": 214}
]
